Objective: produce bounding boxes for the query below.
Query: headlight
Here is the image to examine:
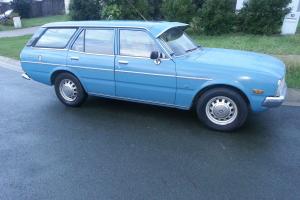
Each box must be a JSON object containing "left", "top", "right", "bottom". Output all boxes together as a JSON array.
[{"left": 276, "top": 78, "right": 285, "bottom": 97}]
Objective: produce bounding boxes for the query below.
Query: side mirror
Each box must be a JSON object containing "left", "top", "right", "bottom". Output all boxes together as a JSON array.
[{"left": 150, "top": 51, "right": 159, "bottom": 60}]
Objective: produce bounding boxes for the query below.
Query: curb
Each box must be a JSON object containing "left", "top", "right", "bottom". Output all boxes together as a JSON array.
[
  {"left": 0, "top": 56, "right": 22, "bottom": 72},
  {"left": 0, "top": 26, "right": 39, "bottom": 38},
  {"left": 0, "top": 56, "right": 299, "bottom": 107}
]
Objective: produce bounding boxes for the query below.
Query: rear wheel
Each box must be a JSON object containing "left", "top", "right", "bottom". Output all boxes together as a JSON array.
[
  {"left": 54, "top": 73, "right": 87, "bottom": 107},
  {"left": 196, "top": 88, "right": 248, "bottom": 132}
]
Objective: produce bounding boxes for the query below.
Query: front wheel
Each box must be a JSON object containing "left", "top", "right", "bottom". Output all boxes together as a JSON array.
[
  {"left": 196, "top": 88, "right": 248, "bottom": 132},
  {"left": 54, "top": 73, "right": 87, "bottom": 107}
]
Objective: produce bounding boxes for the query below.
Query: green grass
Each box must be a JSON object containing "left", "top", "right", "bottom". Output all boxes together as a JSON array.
[
  {"left": 0, "top": 15, "right": 69, "bottom": 31},
  {"left": 193, "top": 34, "right": 300, "bottom": 55},
  {"left": 0, "top": 35, "right": 31, "bottom": 59},
  {"left": 22, "top": 15, "right": 70, "bottom": 28},
  {"left": 0, "top": 34, "right": 299, "bottom": 88},
  {"left": 286, "top": 64, "right": 300, "bottom": 88}
]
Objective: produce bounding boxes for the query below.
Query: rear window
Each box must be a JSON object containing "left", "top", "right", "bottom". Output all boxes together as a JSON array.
[
  {"left": 35, "top": 28, "right": 77, "bottom": 48},
  {"left": 26, "top": 27, "right": 46, "bottom": 47}
]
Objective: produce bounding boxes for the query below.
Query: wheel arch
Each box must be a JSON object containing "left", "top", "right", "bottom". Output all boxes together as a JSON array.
[
  {"left": 191, "top": 84, "right": 250, "bottom": 109},
  {"left": 50, "top": 69, "right": 79, "bottom": 85}
]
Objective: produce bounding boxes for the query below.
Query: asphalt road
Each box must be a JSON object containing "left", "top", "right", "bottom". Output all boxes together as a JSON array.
[{"left": 1, "top": 67, "right": 300, "bottom": 200}]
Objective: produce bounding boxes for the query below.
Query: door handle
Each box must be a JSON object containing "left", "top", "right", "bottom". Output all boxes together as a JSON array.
[
  {"left": 118, "top": 60, "right": 129, "bottom": 65},
  {"left": 70, "top": 56, "right": 79, "bottom": 61}
]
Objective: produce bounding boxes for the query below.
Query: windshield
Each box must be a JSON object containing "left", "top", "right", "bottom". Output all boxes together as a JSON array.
[{"left": 159, "top": 27, "right": 198, "bottom": 56}]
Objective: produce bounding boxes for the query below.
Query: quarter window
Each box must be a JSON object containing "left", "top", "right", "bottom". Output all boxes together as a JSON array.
[
  {"left": 120, "top": 30, "right": 158, "bottom": 58},
  {"left": 35, "top": 28, "right": 77, "bottom": 48},
  {"left": 85, "top": 29, "right": 114, "bottom": 54}
]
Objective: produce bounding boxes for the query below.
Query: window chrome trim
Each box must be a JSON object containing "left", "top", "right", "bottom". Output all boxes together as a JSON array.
[
  {"left": 30, "top": 47, "right": 68, "bottom": 51},
  {"left": 118, "top": 55, "right": 170, "bottom": 61},
  {"left": 88, "top": 92, "right": 189, "bottom": 110}
]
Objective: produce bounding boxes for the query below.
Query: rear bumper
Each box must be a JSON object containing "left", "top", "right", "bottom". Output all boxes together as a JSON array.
[
  {"left": 22, "top": 73, "right": 31, "bottom": 80},
  {"left": 262, "top": 84, "right": 287, "bottom": 108}
]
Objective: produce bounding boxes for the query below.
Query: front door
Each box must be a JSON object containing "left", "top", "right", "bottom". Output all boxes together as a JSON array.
[
  {"left": 67, "top": 28, "right": 115, "bottom": 96},
  {"left": 115, "top": 29, "right": 176, "bottom": 105}
]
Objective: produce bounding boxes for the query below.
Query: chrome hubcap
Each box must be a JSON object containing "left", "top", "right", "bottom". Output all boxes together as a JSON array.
[
  {"left": 205, "top": 96, "right": 238, "bottom": 126},
  {"left": 59, "top": 79, "right": 78, "bottom": 102}
]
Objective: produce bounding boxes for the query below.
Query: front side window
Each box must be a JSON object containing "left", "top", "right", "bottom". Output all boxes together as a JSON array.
[
  {"left": 120, "top": 30, "right": 158, "bottom": 58},
  {"left": 71, "top": 29, "right": 114, "bottom": 55},
  {"left": 159, "top": 27, "right": 198, "bottom": 56},
  {"left": 35, "top": 28, "right": 77, "bottom": 48}
]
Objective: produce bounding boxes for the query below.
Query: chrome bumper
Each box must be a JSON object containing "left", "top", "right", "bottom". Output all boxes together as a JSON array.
[
  {"left": 22, "top": 73, "right": 31, "bottom": 80},
  {"left": 262, "top": 84, "right": 287, "bottom": 108}
]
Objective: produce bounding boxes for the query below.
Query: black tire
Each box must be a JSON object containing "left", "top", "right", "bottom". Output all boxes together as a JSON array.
[
  {"left": 54, "top": 73, "right": 87, "bottom": 107},
  {"left": 196, "top": 87, "right": 248, "bottom": 132}
]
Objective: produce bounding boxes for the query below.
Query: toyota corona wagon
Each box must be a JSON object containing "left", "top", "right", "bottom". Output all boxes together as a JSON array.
[{"left": 20, "top": 21, "right": 287, "bottom": 131}]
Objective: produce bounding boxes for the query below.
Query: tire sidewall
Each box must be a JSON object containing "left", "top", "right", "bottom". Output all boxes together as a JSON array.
[
  {"left": 54, "top": 73, "right": 87, "bottom": 107},
  {"left": 196, "top": 88, "right": 248, "bottom": 132}
]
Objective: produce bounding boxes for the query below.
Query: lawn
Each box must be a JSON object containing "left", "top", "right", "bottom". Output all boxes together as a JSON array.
[
  {"left": 0, "top": 33, "right": 299, "bottom": 88},
  {"left": 193, "top": 34, "right": 300, "bottom": 55},
  {"left": 0, "top": 15, "right": 69, "bottom": 31},
  {"left": 0, "top": 35, "right": 31, "bottom": 59}
]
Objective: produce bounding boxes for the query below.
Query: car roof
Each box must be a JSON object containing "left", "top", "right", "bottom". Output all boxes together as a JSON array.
[{"left": 42, "top": 20, "right": 188, "bottom": 38}]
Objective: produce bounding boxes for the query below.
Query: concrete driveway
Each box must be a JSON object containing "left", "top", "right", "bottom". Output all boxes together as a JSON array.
[{"left": 1, "top": 67, "right": 300, "bottom": 200}]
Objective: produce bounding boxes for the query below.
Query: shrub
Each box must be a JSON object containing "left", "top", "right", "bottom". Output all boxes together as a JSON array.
[
  {"left": 238, "top": 0, "right": 291, "bottom": 35},
  {"left": 101, "top": 3, "right": 122, "bottom": 20},
  {"left": 69, "top": 0, "right": 101, "bottom": 20},
  {"left": 11, "top": 0, "right": 31, "bottom": 18},
  {"left": 194, "top": 0, "right": 236, "bottom": 35},
  {"left": 101, "top": 0, "right": 151, "bottom": 20},
  {"left": 161, "top": 0, "right": 196, "bottom": 23}
]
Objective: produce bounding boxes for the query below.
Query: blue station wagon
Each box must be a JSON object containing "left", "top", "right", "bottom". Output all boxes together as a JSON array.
[{"left": 20, "top": 21, "right": 287, "bottom": 131}]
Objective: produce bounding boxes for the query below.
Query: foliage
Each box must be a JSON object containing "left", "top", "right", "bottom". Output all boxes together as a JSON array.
[
  {"left": 192, "top": 0, "right": 236, "bottom": 35},
  {"left": 101, "top": 0, "right": 151, "bottom": 20},
  {"left": 11, "top": 0, "right": 31, "bottom": 18},
  {"left": 69, "top": 0, "right": 101, "bottom": 20},
  {"left": 237, "top": 0, "right": 291, "bottom": 35},
  {"left": 161, "top": 0, "right": 196, "bottom": 23}
]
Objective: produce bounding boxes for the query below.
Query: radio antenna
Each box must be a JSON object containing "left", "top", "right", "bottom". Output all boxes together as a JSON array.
[{"left": 125, "top": 0, "right": 148, "bottom": 21}]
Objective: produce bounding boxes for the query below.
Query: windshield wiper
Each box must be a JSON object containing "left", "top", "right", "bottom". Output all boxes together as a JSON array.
[{"left": 186, "top": 47, "right": 198, "bottom": 53}]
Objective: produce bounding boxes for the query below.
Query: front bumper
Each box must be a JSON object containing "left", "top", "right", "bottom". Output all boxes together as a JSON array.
[
  {"left": 262, "top": 82, "right": 287, "bottom": 108},
  {"left": 22, "top": 73, "right": 31, "bottom": 80}
]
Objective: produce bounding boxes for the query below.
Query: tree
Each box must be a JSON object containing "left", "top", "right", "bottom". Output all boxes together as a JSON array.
[
  {"left": 161, "top": 0, "right": 196, "bottom": 23},
  {"left": 12, "top": 0, "right": 31, "bottom": 18},
  {"left": 69, "top": 0, "right": 101, "bottom": 20},
  {"left": 238, "top": 0, "right": 291, "bottom": 34},
  {"left": 193, "top": 0, "right": 236, "bottom": 35},
  {"left": 101, "top": 0, "right": 151, "bottom": 20}
]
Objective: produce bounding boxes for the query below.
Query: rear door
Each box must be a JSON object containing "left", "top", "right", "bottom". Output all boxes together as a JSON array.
[{"left": 67, "top": 28, "right": 116, "bottom": 96}]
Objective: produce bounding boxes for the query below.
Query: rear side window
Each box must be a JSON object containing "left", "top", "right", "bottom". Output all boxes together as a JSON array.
[
  {"left": 72, "top": 29, "right": 114, "bottom": 55},
  {"left": 35, "top": 28, "right": 77, "bottom": 48},
  {"left": 26, "top": 27, "right": 46, "bottom": 47}
]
